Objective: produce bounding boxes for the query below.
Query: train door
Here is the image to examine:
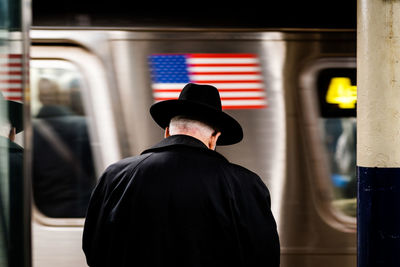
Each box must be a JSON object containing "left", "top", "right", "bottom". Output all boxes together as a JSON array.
[
  {"left": 300, "top": 58, "right": 357, "bottom": 227},
  {"left": 288, "top": 57, "right": 357, "bottom": 266},
  {"left": 30, "top": 45, "right": 121, "bottom": 267}
]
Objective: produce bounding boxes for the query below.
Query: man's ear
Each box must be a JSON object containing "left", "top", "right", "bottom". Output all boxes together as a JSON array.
[
  {"left": 8, "top": 127, "right": 16, "bottom": 142},
  {"left": 208, "top": 131, "right": 221, "bottom": 150},
  {"left": 164, "top": 127, "right": 170, "bottom": 138}
]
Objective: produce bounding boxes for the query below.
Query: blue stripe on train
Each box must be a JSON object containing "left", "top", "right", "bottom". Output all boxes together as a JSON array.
[{"left": 358, "top": 166, "right": 400, "bottom": 267}]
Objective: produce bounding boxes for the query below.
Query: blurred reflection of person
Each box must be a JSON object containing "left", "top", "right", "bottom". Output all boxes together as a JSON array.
[
  {"left": 32, "top": 78, "right": 96, "bottom": 218},
  {"left": 69, "top": 78, "right": 85, "bottom": 116},
  {"left": 0, "top": 92, "right": 24, "bottom": 267},
  {"left": 334, "top": 119, "right": 357, "bottom": 198}
]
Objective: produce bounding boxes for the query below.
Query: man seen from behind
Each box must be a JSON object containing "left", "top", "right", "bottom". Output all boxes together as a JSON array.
[{"left": 82, "top": 83, "right": 280, "bottom": 267}]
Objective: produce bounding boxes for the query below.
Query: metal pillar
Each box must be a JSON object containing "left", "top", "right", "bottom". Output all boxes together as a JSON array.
[
  {"left": 0, "top": 0, "right": 31, "bottom": 266},
  {"left": 357, "top": 0, "right": 400, "bottom": 266}
]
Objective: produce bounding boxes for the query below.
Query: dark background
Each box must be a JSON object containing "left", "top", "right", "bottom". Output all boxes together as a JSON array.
[{"left": 32, "top": 1, "right": 357, "bottom": 29}]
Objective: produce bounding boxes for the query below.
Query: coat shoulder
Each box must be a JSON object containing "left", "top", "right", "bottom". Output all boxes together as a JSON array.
[
  {"left": 101, "top": 153, "right": 153, "bottom": 183},
  {"left": 227, "top": 162, "right": 258, "bottom": 176},
  {"left": 225, "top": 161, "right": 262, "bottom": 182},
  {"left": 222, "top": 161, "right": 270, "bottom": 193},
  {"left": 110, "top": 152, "right": 154, "bottom": 169}
]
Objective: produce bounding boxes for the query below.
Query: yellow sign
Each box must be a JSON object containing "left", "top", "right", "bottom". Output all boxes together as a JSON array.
[{"left": 326, "top": 77, "right": 357, "bottom": 109}]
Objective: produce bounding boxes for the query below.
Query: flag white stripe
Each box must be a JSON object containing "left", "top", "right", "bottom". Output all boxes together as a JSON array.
[
  {"left": 0, "top": 67, "right": 23, "bottom": 72},
  {"left": 152, "top": 83, "right": 187, "bottom": 90},
  {"left": 1, "top": 91, "right": 22, "bottom": 97},
  {"left": 0, "top": 58, "right": 22, "bottom": 64},
  {"left": 152, "top": 83, "right": 265, "bottom": 90},
  {"left": 187, "top": 66, "right": 260, "bottom": 72},
  {"left": 221, "top": 100, "right": 267, "bottom": 106},
  {"left": 0, "top": 83, "right": 22, "bottom": 88},
  {"left": 207, "top": 83, "right": 265, "bottom": 89},
  {"left": 153, "top": 92, "right": 180, "bottom": 98},
  {"left": 153, "top": 99, "right": 267, "bottom": 107},
  {"left": 154, "top": 91, "right": 266, "bottom": 98},
  {"left": 187, "top": 58, "right": 259, "bottom": 64},
  {"left": 0, "top": 75, "right": 22, "bottom": 80},
  {"left": 190, "top": 74, "right": 262, "bottom": 81},
  {"left": 221, "top": 91, "right": 266, "bottom": 98}
]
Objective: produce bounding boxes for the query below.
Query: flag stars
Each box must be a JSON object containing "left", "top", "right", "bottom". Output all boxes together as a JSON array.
[{"left": 148, "top": 55, "right": 190, "bottom": 83}]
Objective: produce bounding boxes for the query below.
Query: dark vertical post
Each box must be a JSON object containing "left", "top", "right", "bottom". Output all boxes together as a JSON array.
[{"left": 0, "top": 0, "right": 31, "bottom": 266}]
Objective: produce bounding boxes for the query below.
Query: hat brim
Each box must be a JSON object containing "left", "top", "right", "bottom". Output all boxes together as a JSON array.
[{"left": 150, "top": 99, "right": 243, "bottom": 146}]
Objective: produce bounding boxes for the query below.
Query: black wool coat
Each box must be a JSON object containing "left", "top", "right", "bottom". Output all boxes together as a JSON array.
[{"left": 82, "top": 135, "right": 280, "bottom": 267}]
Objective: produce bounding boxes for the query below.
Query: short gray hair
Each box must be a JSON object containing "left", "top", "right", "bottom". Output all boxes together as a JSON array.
[{"left": 169, "top": 116, "right": 216, "bottom": 139}]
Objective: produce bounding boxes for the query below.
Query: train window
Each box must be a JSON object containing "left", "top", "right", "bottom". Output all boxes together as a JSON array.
[
  {"left": 317, "top": 68, "right": 357, "bottom": 217},
  {"left": 30, "top": 60, "right": 97, "bottom": 218}
]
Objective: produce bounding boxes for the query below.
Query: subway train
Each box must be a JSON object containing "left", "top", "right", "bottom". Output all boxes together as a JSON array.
[{"left": 27, "top": 28, "right": 357, "bottom": 267}]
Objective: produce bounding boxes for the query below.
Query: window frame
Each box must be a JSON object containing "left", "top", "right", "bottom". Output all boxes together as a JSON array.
[
  {"left": 30, "top": 46, "right": 121, "bottom": 226},
  {"left": 299, "top": 57, "right": 357, "bottom": 233}
]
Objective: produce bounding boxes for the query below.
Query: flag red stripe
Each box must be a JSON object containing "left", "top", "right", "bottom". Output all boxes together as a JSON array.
[
  {"left": 221, "top": 97, "right": 265, "bottom": 100},
  {"left": 188, "top": 64, "right": 258, "bottom": 67},
  {"left": 1, "top": 88, "right": 23, "bottom": 92},
  {"left": 0, "top": 63, "right": 22, "bottom": 67},
  {"left": 194, "top": 80, "right": 263, "bottom": 84},
  {"left": 150, "top": 53, "right": 256, "bottom": 58},
  {"left": 222, "top": 105, "right": 267, "bottom": 110},
  {"left": 219, "top": 88, "right": 264, "bottom": 92},
  {"left": 189, "top": 72, "right": 260, "bottom": 75},
  {"left": 4, "top": 97, "right": 22, "bottom": 101},
  {"left": 155, "top": 97, "right": 265, "bottom": 101},
  {"left": 153, "top": 88, "right": 265, "bottom": 93},
  {"left": 0, "top": 54, "right": 22, "bottom": 58},
  {"left": 188, "top": 53, "right": 257, "bottom": 58},
  {"left": 0, "top": 71, "right": 22, "bottom": 75},
  {"left": 153, "top": 89, "right": 182, "bottom": 92},
  {"left": 154, "top": 98, "right": 176, "bottom": 101},
  {"left": 0, "top": 80, "right": 22, "bottom": 83}
]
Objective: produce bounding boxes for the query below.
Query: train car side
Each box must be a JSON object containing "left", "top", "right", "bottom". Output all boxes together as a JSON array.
[{"left": 29, "top": 28, "right": 357, "bottom": 267}]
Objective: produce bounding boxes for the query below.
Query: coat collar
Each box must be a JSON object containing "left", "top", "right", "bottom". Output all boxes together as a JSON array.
[{"left": 141, "top": 134, "right": 228, "bottom": 161}]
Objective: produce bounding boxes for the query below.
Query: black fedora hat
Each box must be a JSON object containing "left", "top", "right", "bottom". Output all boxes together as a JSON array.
[
  {"left": 0, "top": 92, "right": 23, "bottom": 133},
  {"left": 150, "top": 83, "right": 243, "bottom": 145}
]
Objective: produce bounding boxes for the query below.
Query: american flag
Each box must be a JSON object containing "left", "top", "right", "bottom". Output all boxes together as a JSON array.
[
  {"left": 0, "top": 53, "right": 23, "bottom": 102},
  {"left": 148, "top": 53, "right": 267, "bottom": 109}
]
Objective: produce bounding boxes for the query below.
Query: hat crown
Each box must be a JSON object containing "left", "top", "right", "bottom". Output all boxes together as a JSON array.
[{"left": 179, "top": 83, "right": 222, "bottom": 111}]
